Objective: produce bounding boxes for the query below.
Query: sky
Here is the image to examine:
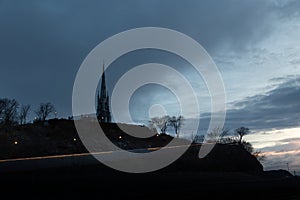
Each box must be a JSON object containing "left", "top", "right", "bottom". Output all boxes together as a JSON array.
[{"left": 0, "top": 0, "right": 300, "bottom": 172}]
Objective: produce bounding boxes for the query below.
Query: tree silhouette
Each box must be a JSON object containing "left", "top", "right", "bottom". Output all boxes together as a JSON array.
[
  {"left": 150, "top": 115, "right": 170, "bottom": 134},
  {"left": 235, "top": 126, "right": 250, "bottom": 144},
  {"left": 206, "top": 127, "right": 230, "bottom": 143},
  {"left": 19, "top": 104, "right": 30, "bottom": 125},
  {"left": 169, "top": 115, "right": 184, "bottom": 138},
  {"left": 0, "top": 100, "right": 5, "bottom": 114},
  {"left": 241, "top": 140, "right": 254, "bottom": 153},
  {"left": 0, "top": 98, "right": 19, "bottom": 126},
  {"left": 193, "top": 135, "right": 204, "bottom": 143},
  {"left": 253, "top": 150, "right": 266, "bottom": 162},
  {"left": 35, "top": 102, "right": 55, "bottom": 121}
]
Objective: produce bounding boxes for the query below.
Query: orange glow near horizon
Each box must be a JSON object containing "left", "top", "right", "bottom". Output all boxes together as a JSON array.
[
  {"left": 244, "top": 127, "right": 300, "bottom": 171},
  {"left": 264, "top": 149, "right": 300, "bottom": 156}
]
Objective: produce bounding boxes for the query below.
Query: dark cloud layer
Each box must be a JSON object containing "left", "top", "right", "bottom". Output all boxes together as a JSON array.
[
  {"left": 225, "top": 76, "right": 300, "bottom": 130},
  {"left": 194, "top": 76, "right": 300, "bottom": 133},
  {"left": 0, "top": 0, "right": 299, "bottom": 120}
]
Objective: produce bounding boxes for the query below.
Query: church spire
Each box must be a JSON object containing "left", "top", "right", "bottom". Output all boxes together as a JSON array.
[
  {"left": 100, "top": 62, "right": 107, "bottom": 99},
  {"left": 97, "top": 62, "right": 111, "bottom": 123}
]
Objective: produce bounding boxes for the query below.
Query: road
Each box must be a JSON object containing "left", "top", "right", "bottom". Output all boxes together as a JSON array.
[
  {"left": 0, "top": 144, "right": 204, "bottom": 173},
  {"left": 1, "top": 144, "right": 300, "bottom": 200}
]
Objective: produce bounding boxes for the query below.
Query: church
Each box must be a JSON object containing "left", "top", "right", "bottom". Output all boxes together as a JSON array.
[{"left": 96, "top": 64, "right": 112, "bottom": 123}]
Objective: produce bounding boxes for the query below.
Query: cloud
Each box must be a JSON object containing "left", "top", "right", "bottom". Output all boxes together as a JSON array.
[
  {"left": 190, "top": 76, "right": 300, "bottom": 135},
  {"left": 261, "top": 137, "right": 300, "bottom": 172},
  {"left": 225, "top": 76, "right": 300, "bottom": 130},
  {"left": 0, "top": 0, "right": 300, "bottom": 119},
  {"left": 241, "top": 123, "right": 300, "bottom": 172}
]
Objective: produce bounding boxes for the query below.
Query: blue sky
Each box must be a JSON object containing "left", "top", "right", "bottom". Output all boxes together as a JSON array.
[{"left": 0, "top": 0, "right": 300, "bottom": 172}]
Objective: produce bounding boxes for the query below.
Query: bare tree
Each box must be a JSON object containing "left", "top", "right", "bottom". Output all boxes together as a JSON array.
[
  {"left": 149, "top": 115, "right": 170, "bottom": 134},
  {"left": 193, "top": 135, "right": 204, "bottom": 143},
  {"left": 169, "top": 115, "right": 184, "bottom": 138},
  {"left": 206, "top": 127, "right": 230, "bottom": 143},
  {"left": 0, "top": 100, "right": 5, "bottom": 123},
  {"left": 0, "top": 100, "right": 5, "bottom": 114},
  {"left": 235, "top": 127, "right": 250, "bottom": 144},
  {"left": 0, "top": 98, "right": 19, "bottom": 126},
  {"left": 35, "top": 102, "right": 55, "bottom": 121},
  {"left": 253, "top": 150, "right": 266, "bottom": 162},
  {"left": 19, "top": 104, "right": 31, "bottom": 125},
  {"left": 241, "top": 140, "right": 254, "bottom": 153}
]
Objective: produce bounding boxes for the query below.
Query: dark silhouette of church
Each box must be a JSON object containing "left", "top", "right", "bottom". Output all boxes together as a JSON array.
[{"left": 97, "top": 64, "right": 111, "bottom": 123}]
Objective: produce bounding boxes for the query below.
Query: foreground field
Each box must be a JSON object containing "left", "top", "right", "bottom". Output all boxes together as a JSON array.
[{"left": 1, "top": 164, "right": 300, "bottom": 200}]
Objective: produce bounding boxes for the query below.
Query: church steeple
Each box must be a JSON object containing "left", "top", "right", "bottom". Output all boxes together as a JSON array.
[
  {"left": 100, "top": 63, "right": 107, "bottom": 99},
  {"left": 97, "top": 63, "right": 111, "bottom": 123}
]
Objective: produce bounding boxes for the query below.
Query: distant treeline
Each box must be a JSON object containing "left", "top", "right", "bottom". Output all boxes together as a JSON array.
[{"left": 0, "top": 98, "right": 56, "bottom": 126}]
